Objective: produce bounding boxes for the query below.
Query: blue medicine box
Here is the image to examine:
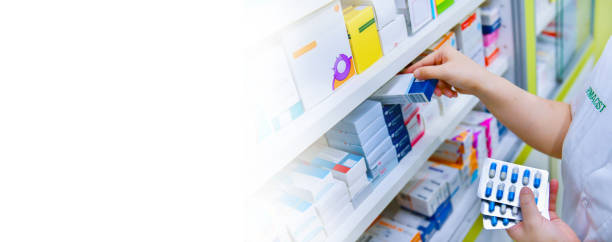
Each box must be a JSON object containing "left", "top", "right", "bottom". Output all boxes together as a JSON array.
[
  {"left": 482, "top": 18, "right": 501, "bottom": 35},
  {"left": 333, "top": 100, "right": 383, "bottom": 134}
]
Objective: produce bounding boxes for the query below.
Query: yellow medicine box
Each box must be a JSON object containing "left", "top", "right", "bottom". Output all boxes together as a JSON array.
[{"left": 343, "top": 6, "right": 383, "bottom": 74}]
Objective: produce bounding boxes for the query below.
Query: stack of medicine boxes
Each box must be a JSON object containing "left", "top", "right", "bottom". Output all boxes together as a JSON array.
[
  {"left": 454, "top": 10, "right": 486, "bottom": 66},
  {"left": 298, "top": 144, "right": 370, "bottom": 206},
  {"left": 326, "top": 100, "right": 397, "bottom": 181},
  {"left": 382, "top": 104, "right": 412, "bottom": 161},
  {"left": 276, "top": 161, "right": 354, "bottom": 237},
  {"left": 480, "top": 5, "right": 501, "bottom": 67},
  {"left": 395, "top": 161, "right": 460, "bottom": 241},
  {"left": 429, "top": 126, "right": 475, "bottom": 185},
  {"left": 359, "top": 217, "right": 422, "bottom": 241}
]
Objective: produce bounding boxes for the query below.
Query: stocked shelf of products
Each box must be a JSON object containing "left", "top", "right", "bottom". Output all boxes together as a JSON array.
[
  {"left": 429, "top": 181, "right": 480, "bottom": 242},
  {"left": 535, "top": 0, "right": 556, "bottom": 36},
  {"left": 250, "top": 0, "right": 486, "bottom": 194},
  {"left": 327, "top": 94, "right": 479, "bottom": 242}
]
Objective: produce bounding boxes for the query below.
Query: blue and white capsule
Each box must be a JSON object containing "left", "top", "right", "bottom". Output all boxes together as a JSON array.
[
  {"left": 496, "top": 183, "right": 505, "bottom": 200},
  {"left": 511, "top": 167, "right": 519, "bottom": 183},
  {"left": 502, "top": 218, "right": 510, "bottom": 226},
  {"left": 489, "top": 201, "right": 495, "bottom": 212},
  {"left": 508, "top": 185, "right": 516, "bottom": 201},
  {"left": 491, "top": 216, "right": 498, "bottom": 226},
  {"left": 523, "top": 169, "right": 531, "bottom": 185},
  {"left": 489, "top": 162, "right": 497, "bottom": 178},
  {"left": 500, "top": 203, "right": 507, "bottom": 214},
  {"left": 534, "top": 190, "right": 539, "bottom": 204},
  {"left": 534, "top": 171, "right": 542, "bottom": 188},
  {"left": 485, "top": 180, "right": 494, "bottom": 197},
  {"left": 500, "top": 165, "right": 508, "bottom": 181},
  {"left": 512, "top": 206, "right": 519, "bottom": 215}
]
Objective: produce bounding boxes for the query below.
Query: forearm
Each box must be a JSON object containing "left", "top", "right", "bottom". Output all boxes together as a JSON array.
[{"left": 475, "top": 73, "right": 571, "bottom": 158}]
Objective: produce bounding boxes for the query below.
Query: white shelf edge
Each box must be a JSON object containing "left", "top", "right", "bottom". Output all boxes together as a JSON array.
[
  {"left": 248, "top": 0, "right": 486, "bottom": 194},
  {"left": 431, "top": 182, "right": 480, "bottom": 242},
  {"left": 327, "top": 95, "right": 479, "bottom": 242}
]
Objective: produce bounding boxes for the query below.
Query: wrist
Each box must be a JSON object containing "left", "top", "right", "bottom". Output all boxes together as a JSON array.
[{"left": 472, "top": 69, "right": 501, "bottom": 98}]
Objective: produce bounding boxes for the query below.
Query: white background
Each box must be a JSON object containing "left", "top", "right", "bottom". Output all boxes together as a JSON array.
[{"left": 0, "top": 1, "right": 243, "bottom": 241}]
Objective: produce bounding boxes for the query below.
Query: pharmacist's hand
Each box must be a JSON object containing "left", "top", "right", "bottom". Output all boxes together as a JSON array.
[
  {"left": 400, "top": 45, "right": 492, "bottom": 97},
  {"left": 506, "top": 179, "right": 579, "bottom": 242}
]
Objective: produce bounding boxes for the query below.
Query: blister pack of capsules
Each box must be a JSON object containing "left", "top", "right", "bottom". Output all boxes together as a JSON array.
[{"left": 478, "top": 158, "right": 550, "bottom": 229}]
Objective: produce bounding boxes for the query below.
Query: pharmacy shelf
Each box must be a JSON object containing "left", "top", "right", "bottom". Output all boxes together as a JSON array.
[
  {"left": 249, "top": 0, "right": 486, "bottom": 194},
  {"left": 327, "top": 94, "right": 480, "bottom": 242},
  {"left": 431, "top": 182, "right": 480, "bottom": 242}
]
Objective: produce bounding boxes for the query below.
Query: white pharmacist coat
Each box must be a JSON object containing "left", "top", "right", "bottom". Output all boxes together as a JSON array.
[{"left": 561, "top": 37, "right": 612, "bottom": 241}]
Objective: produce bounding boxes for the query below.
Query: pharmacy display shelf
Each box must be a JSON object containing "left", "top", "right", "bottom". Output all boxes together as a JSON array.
[
  {"left": 430, "top": 182, "right": 480, "bottom": 242},
  {"left": 249, "top": 0, "right": 486, "bottom": 194},
  {"left": 326, "top": 94, "right": 480, "bottom": 242}
]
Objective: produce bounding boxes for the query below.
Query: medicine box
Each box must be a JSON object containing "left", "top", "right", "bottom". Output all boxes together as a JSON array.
[
  {"left": 366, "top": 138, "right": 397, "bottom": 179},
  {"left": 371, "top": 74, "right": 438, "bottom": 104},
  {"left": 480, "top": 6, "right": 500, "bottom": 26},
  {"left": 281, "top": 0, "right": 355, "bottom": 110},
  {"left": 378, "top": 14, "right": 408, "bottom": 55},
  {"left": 333, "top": 100, "right": 384, "bottom": 133},
  {"left": 397, "top": 173, "right": 449, "bottom": 217},
  {"left": 325, "top": 199, "right": 355, "bottom": 234},
  {"left": 276, "top": 192, "right": 326, "bottom": 242},
  {"left": 327, "top": 125, "right": 389, "bottom": 159},
  {"left": 348, "top": 173, "right": 370, "bottom": 199},
  {"left": 343, "top": 0, "right": 397, "bottom": 28},
  {"left": 250, "top": 45, "right": 305, "bottom": 141},
  {"left": 327, "top": 116, "right": 386, "bottom": 146},
  {"left": 360, "top": 218, "right": 421, "bottom": 242},
  {"left": 397, "top": 0, "right": 435, "bottom": 34},
  {"left": 462, "top": 111, "right": 500, "bottom": 158},
  {"left": 299, "top": 146, "right": 368, "bottom": 187},
  {"left": 402, "top": 105, "right": 425, "bottom": 146},
  {"left": 382, "top": 104, "right": 402, "bottom": 122},
  {"left": 430, "top": 126, "right": 473, "bottom": 164},
  {"left": 416, "top": 98, "right": 441, "bottom": 126},
  {"left": 454, "top": 10, "right": 485, "bottom": 65},
  {"left": 315, "top": 181, "right": 350, "bottom": 226},
  {"left": 392, "top": 208, "right": 436, "bottom": 242},
  {"left": 482, "top": 17, "right": 501, "bottom": 35},
  {"left": 427, "top": 162, "right": 461, "bottom": 198},
  {"left": 343, "top": 5, "right": 383, "bottom": 73},
  {"left": 276, "top": 163, "right": 335, "bottom": 204},
  {"left": 430, "top": 197, "right": 453, "bottom": 229},
  {"left": 483, "top": 28, "right": 499, "bottom": 47}
]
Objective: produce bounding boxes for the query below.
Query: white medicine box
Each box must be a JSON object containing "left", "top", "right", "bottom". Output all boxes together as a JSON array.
[
  {"left": 379, "top": 14, "right": 408, "bottom": 55},
  {"left": 249, "top": 44, "right": 305, "bottom": 141},
  {"left": 281, "top": 0, "right": 355, "bottom": 110}
]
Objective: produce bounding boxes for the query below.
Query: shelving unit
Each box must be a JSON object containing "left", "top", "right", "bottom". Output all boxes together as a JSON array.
[
  {"left": 249, "top": 0, "right": 486, "bottom": 194},
  {"left": 327, "top": 94, "right": 479, "bottom": 242}
]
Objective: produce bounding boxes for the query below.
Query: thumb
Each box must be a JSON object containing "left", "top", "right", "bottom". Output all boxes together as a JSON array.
[
  {"left": 519, "top": 187, "right": 541, "bottom": 227},
  {"left": 414, "top": 65, "right": 450, "bottom": 81}
]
